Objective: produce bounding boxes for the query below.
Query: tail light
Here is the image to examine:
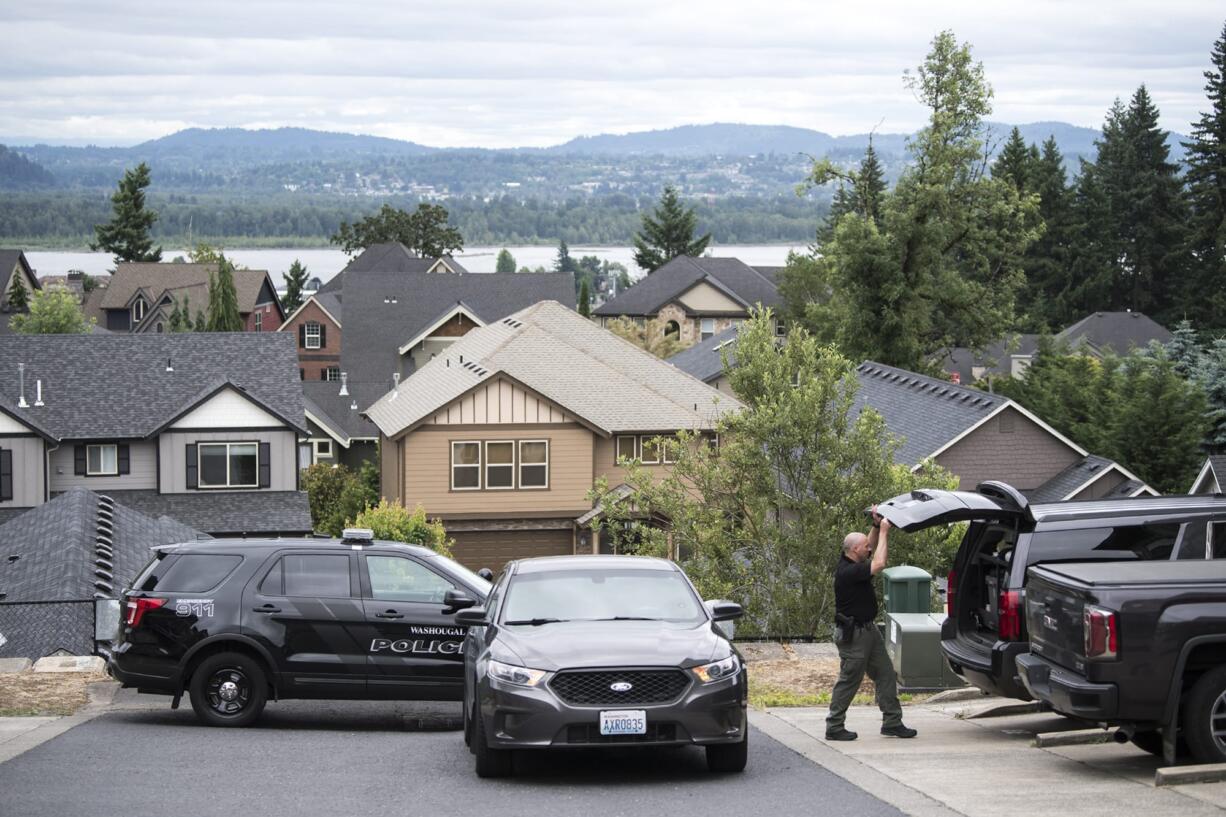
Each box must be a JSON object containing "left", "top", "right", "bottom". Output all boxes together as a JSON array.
[
  {"left": 945, "top": 569, "right": 957, "bottom": 617},
  {"left": 125, "top": 597, "right": 166, "bottom": 628},
  {"left": 998, "top": 590, "right": 1021, "bottom": 641},
  {"left": 1084, "top": 605, "right": 1118, "bottom": 660}
]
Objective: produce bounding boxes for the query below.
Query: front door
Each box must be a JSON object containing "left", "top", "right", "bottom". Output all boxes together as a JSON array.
[
  {"left": 360, "top": 553, "right": 468, "bottom": 700},
  {"left": 243, "top": 550, "right": 367, "bottom": 698}
]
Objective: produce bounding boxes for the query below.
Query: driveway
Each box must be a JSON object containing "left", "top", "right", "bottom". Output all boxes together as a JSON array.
[{"left": 0, "top": 690, "right": 903, "bottom": 817}]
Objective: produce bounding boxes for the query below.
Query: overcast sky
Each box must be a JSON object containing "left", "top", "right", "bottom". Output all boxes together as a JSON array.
[{"left": 1, "top": 1, "right": 1222, "bottom": 148}]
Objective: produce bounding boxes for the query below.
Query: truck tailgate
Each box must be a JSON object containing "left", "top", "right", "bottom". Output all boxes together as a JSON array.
[{"left": 1024, "top": 573, "right": 1088, "bottom": 672}]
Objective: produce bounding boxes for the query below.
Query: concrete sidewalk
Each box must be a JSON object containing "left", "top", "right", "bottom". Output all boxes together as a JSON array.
[{"left": 752, "top": 700, "right": 1226, "bottom": 817}]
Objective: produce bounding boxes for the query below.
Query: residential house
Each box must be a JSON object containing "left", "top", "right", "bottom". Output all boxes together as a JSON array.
[
  {"left": 0, "top": 250, "right": 41, "bottom": 334},
  {"left": 593, "top": 255, "right": 782, "bottom": 345},
  {"left": 82, "top": 262, "right": 284, "bottom": 334},
  {"left": 0, "top": 488, "right": 208, "bottom": 658},
  {"left": 0, "top": 333, "right": 312, "bottom": 535},
  {"left": 1191, "top": 456, "right": 1226, "bottom": 494},
  {"left": 669, "top": 335, "right": 1156, "bottom": 497},
  {"left": 288, "top": 243, "right": 574, "bottom": 468},
  {"left": 37, "top": 271, "right": 90, "bottom": 302},
  {"left": 363, "top": 300, "right": 740, "bottom": 569}
]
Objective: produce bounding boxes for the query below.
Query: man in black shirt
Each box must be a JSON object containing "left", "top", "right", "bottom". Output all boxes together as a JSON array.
[{"left": 825, "top": 511, "right": 917, "bottom": 741}]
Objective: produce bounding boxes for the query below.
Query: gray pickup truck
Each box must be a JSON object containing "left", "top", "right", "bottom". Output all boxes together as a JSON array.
[{"left": 1017, "top": 559, "right": 1226, "bottom": 765}]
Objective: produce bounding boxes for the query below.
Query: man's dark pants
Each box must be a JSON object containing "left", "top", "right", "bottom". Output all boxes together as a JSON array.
[{"left": 826, "top": 623, "right": 903, "bottom": 731}]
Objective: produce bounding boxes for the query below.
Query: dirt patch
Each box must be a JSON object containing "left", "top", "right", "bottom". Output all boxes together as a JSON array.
[
  {"left": 750, "top": 657, "right": 875, "bottom": 698},
  {"left": 0, "top": 671, "right": 111, "bottom": 717}
]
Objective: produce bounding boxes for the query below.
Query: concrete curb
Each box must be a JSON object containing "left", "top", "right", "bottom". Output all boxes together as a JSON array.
[
  {"left": 1155, "top": 763, "right": 1226, "bottom": 787},
  {"left": 1033, "top": 728, "right": 1114, "bottom": 748},
  {"left": 750, "top": 709, "right": 964, "bottom": 817}
]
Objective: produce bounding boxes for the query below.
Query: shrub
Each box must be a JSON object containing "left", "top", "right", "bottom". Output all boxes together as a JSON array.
[{"left": 352, "top": 499, "right": 452, "bottom": 557}]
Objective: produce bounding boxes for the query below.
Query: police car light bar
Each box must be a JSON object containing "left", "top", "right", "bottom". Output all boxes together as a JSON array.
[{"left": 341, "top": 528, "right": 374, "bottom": 544}]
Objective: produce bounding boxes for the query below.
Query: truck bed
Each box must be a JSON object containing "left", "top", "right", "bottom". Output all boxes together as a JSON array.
[{"left": 1032, "top": 559, "right": 1226, "bottom": 588}]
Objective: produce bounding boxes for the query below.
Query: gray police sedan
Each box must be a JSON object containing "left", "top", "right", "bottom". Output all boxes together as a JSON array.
[{"left": 456, "top": 555, "right": 747, "bottom": 777}]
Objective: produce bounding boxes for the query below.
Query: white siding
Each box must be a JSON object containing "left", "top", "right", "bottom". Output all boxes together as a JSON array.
[
  {"left": 677, "top": 282, "right": 745, "bottom": 312},
  {"left": 170, "top": 388, "right": 283, "bottom": 429},
  {"left": 0, "top": 412, "right": 31, "bottom": 434},
  {"left": 49, "top": 441, "right": 158, "bottom": 492},
  {"left": 159, "top": 429, "right": 298, "bottom": 493},
  {"left": 0, "top": 436, "right": 45, "bottom": 509},
  {"left": 425, "top": 378, "right": 573, "bottom": 426}
]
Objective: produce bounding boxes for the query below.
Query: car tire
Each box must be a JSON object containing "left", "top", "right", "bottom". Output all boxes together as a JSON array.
[
  {"left": 706, "top": 728, "right": 748, "bottom": 773},
  {"left": 1183, "top": 665, "right": 1226, "bottom": 764},
  {"left": 473, "top": 700, "right": 513, "bottom": 778},
  {"left": 189, "top": 652, "right": 268, "bottom": 728}
]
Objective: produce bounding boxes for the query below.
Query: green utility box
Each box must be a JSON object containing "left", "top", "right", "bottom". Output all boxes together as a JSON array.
[
  {"left": 881, "top": 566, "right": 932, "bottom": 614},
  {"left": 884, "top": 612, "right": 966, "bottom": 690}
]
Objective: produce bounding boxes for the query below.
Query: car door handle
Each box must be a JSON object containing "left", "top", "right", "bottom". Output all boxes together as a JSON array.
[
  {"left": 375, "top": 610, "right": 404, "bottom": 619},
  {"left": 252, "top": 605, "right": 281, "bottom": 614}
]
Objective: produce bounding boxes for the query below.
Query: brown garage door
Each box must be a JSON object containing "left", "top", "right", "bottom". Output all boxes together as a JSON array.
[{"left": 450, "top": 529, "right": 574, "bottom": 572}]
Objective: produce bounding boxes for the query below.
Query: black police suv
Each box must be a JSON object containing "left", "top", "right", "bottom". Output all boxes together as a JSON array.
[
  {"left": 108, "top": 529, "right": 491, "bottom": 726},
  {"left": 457, "top": 555, "right": 748, "bottom": 777}
]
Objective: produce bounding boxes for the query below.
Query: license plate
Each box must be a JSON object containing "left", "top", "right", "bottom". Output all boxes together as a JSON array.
[{"left": 599, "top": 709, "right": 647, "bottom": 736}]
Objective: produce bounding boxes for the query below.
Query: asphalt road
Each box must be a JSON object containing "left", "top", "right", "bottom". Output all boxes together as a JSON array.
[{"left": 0, "top": 695, "right": 905, "bottom": 817}]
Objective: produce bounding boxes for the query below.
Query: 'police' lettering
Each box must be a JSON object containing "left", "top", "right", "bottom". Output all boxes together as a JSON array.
[{"left": 369, "top": 638, "right": 464, "bottom": 655}]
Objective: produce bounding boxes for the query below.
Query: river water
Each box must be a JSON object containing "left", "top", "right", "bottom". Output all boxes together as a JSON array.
[{"left": 24, "top": 244, "right": 807, "bottom": 284}]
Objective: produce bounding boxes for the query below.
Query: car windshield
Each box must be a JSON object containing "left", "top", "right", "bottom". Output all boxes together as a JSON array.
[{"left": 501, "top": 567, "right": 706, "bottom": 625}]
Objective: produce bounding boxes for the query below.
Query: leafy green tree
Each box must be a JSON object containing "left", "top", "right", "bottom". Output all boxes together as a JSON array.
[
  {"left": 589, "top": 311, "right": 960, "bottom": 636},
  {"left": 605, "top": 316, "right": 687, "bottom": 359},
  {"left": 188, "top": 242, "right": 223, "bottom": 265},
  {"left": 991, "top": 127, "right": 1032, "bottom": 194},
  {"left": 282, "top": 259, "right": 308, "bottom": 314},
  {"left": 578, "top": 279, "right": 591, "bottom": 317},
  {"left": 352, "top": 500, "right": 451, "bottom": 557},
  {"left": 11, "top": 287, "right": 94, "bottom": 334},
  {"left": 205, "top": 255, "right": 244, "bottom": 332},
  {"left": 782, "top": 31, "right": 1040, "bottom": 371},
  {"left": 168, "top": 296, "right": 194, "bottom": 332},
  {"left": 1181, "top": 22, "right": 1226, "bottom": 331},
  {"left": 91, "top": 162, "right": 162, "bottom": 263},
  {"left": 495, "top": 248, "right": 517, "bottom": 273},
  {"left": 6, "top": 273, "right": 29, "bottom": 311},
  {"left": 632, "top": 185, "right": 712, "bottom": 272},
  {"left": 330, "top": 202, "right": 464, "bottom": 257}
]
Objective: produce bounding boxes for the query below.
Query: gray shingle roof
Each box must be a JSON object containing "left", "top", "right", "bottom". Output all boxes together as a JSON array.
[
  {"left": 594, "top": 256, "right": 780, "bottom": 317},
  {"left": 103, "top": 490, "right": 313, "bottom": 536},
  {"left": 314, "top": 291, "right": 343, "bottom": 325},
  {"left": 1029, "top": 454, "right": 1118, "bottom": 502},
  {"left": 853, "top": 361, "right": 1012, "bottom": 465},
  {"left": 667, "top": 326, "right": 740, "bottom": 383},
  {"left": 303, "top": 380, "right": 381, "bottom": 442},
  {"left": 1056, "top": 311, "right": 1173, "bottom": 355},
  {"left": 339, "top": 269, "right": 576, "bottom": 389},
  {"left": 320, "top": 245, "right": 470, "bottom": 295},
  {"left": 941, "top": 334, "right": 1040, "bottom": 385},
  {"left": 0, "top": 333, "right": 308, "bottom": 439},
  {"left": 365, "top": 300, "right": 742, "bottom": 438}
]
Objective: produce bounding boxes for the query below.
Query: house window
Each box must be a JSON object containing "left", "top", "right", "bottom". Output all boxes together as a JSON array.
[
  {"left": 663, "top": 320, "right": 680, "bottom": 338},
  {"left": 198, "top": 442, "right": 259, "bottom": 489},
  {"left": 312, "top": 439, "right": 333, "bottom": 462},
  {"left": 305, "top": 321, "right": 322, "bottom": 349},
  {"left": 485, "top": 441, "right": 514, "bottom": 489},
  {"left": 519, "top": 440, "right": 548, "bottom": 489},
  {"left": 323, "top": 367, "right": 341, "bottom": 382},
  {"left": 451, "top": 441, "right": 481, "bottom": 490},
  {"left": 132, "top": 298, "right": 147, "bottom": 324},
  {"left": 254, "top": 311, "right": 262, "bottom": 332},
  {"left": 661, "top": 436, "right": 679, "bottom": 464},
  {"left": 640, "top": 437, "right": 660, "bottom": 465},
  {"left": 156, "top": 322, "right": 164, "bottom": 333},
  {"left": 87, "top": 444, "right": 118, "bottom": 476},
  {"left": 700, "top": 318, "right": 716, "bottom": 341},
  {"left": 774, "top": 318, "right": 787, "bottom": 337},
  {"left": 616, "top": 435, "right": 637, "bottom": 462}
]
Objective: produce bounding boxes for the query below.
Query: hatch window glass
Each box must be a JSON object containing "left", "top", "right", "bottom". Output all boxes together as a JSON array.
[
  {"left": 152, "top": 554, "right": 242, "bottom": 592},
  {"left": 366, "top": 556, "right": 455, "bottom": 603},
  {"left": 1026, "top": 524, "right": 1181, "bottom": 564}
]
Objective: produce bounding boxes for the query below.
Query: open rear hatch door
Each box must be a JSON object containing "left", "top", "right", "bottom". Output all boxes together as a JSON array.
[{"left": 877, "top": 480, "right": 1030, "bottom": 532}]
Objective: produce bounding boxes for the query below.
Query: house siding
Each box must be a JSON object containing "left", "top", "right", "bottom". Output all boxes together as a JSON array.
[
  {"left": 281, "top": 300, "right": 341, "bottom": 373},
  {"left": 677, "top": 282, "right": 746, "bottom": 313},
  {"left": 1069, "top": 471, "right": 1129, "bottom": 501},
  {"left": 400, "top": 425, "right": 593, "bottom": 516},
  {"left": 0, "top": 436, "right": 44, "bottom": 509},
  {"left": 424, "top": 378, "right": 574, "bottom": 425},
  {"left": 593, "top": 434, "right": 683, "bottom": 488},
  {"left": 49, "top": 441, "right": 157, "bottom": 492},
  {"left": 245, "top": 301, "right": 283, "bottom": 333},
  {"left": 159, "top": 429, "right": 298, "bottom": 493},
  {"left": 935, "top": 406, "right": 1081, "bottom": 491}
]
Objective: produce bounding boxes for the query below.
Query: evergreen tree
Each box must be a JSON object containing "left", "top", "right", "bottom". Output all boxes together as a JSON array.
[
  {"left": 6, "top": 273, "right": 29, "bottom": 311},
  {"left": 1018, "top": 136, "right": 1075, "bottom": 329},
  {"left": 554, "top": 240, "right": 577, "bottom": 273},
  {"left": 816, "top": 142, "right": 887, "bottom": 248},
  {"left": 1166, "top": 319, "right": 1202, "bottom": 377},
  {"left": 495, "top": 248, "right": 517, "bottom": 273},
  {"left": 578, "top": 279, "right": 591, "bottom": 318},
  {"left": 206, "top": 256, "right": 244, "bottom": 332},
  {"left": 193, "top": 308, "right": 207, "bottom": 332},
  {"left": 168, "top": 296, "right": 194, "bottom": 332},
  {"left": 90, "top": 162, "right": 162, "bottom": 263},
  {"left": 1181, "top": 22, "right": 1226, "bottom": 331},
  {"left": 632, "top": 185, "right": 712, "bottom": 272},
  {"left": 992, "top": 127, "right": 1031, "bottom": 194},
  {"left": 282, "top": 259, "right": 308, "bottom": 314},
  {"left": 1196, "top": 338, "right": 1226, "bottom": 451}
]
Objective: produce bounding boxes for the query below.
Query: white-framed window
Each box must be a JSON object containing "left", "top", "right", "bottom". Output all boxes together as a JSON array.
[
  {"left": 254, "top": 311, "right": 262, "bottom": 332},
  {"left": 485, "top": 441, "right": 515, "bottom": 490},
  {"left": 700, "top": 318, "right": 716, "bottom": 341},
  {"left": 661, "top": 436, "right": 679, "bottom": 464},
  {"left": 518, "top": 440, "right": 549, "bottom": 489},
  {"left": 87, "top": 444, "right": 118, "bottom": 476},
  {"left": 312, "top": 439, "right": 333, "bottom": 461},
  {"left": 132, "top": 297, "right": 147, "bottom": 324},
  {"left": 323, "top": 367, "right": 341, "bottom": 382},
  {"left": 305, "top": 321, "right": 322, "bottom": 349},
  {"left": 615, "top": 435, "right": 637, "bottom": 462},
  {"left": 640, "top": 436, "right": 660, "bottom": 465},
  {"left": 774, "top": 318, "right": 787, "bottom": 337},
  {"left": 198, "top": 442, "right": 259, "bottom": 488},
  {"left": 451, "top": 441, "right": 481, "bottom": 490}
]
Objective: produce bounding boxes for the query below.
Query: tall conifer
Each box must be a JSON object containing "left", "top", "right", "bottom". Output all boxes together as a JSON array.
[
  {"left": 632, "top": 186, "right": 712, "bottom": 272},
  {"left": 1182, "top": 22, "right": 1226, "bottom": 330},
  {"left": 91, "top": 162, "right": 162, "bottom": 263}
]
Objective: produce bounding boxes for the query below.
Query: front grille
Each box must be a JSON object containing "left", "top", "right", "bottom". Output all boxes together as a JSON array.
[
  {"left": 564, "top": 722, "right": 679, "bottom": 744},
  {"left": 549, "top": 669, "right": 690, "bottom": 705}
]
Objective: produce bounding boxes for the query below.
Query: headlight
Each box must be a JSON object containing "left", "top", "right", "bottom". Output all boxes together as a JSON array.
[
  {"left": 487, "top": 659, "right": 547, "bottom": 687},
  {"left": 690, "top": 655, "right": 740, "bottom": 683}
]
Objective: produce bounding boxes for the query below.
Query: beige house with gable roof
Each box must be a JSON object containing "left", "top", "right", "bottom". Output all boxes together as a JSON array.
[{"left": 363, "top": 300, "right": 741, "bottom": 569}]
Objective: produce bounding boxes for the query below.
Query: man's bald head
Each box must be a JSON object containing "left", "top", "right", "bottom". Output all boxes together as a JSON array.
[{"left": 843, "top": 532, "right": 867, "bottom": 555}]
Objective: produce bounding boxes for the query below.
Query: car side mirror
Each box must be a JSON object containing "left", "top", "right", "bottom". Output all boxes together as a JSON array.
[
  {"left": 477, "top": 567, "right": 494, "bottom": 581},
  {"left": 443, "top": 589, "right": 477, "bottom": 611},
  {"left": 707, "top": 600, "right": 744, "bottom": 622},
  {"left": 454, "top": 607, "right": 489, "bottom": 626}
]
